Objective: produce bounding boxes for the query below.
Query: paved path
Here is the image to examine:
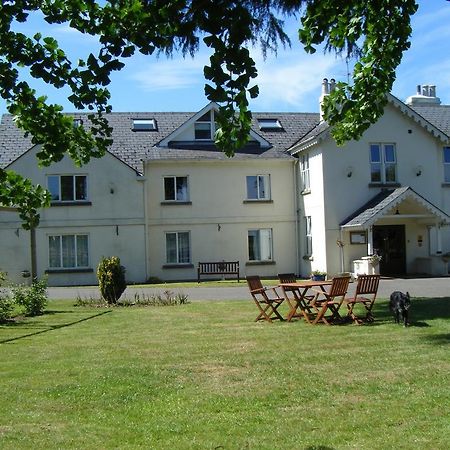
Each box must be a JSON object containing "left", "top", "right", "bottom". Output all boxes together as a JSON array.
[{"left": 48, "top": 277, "right": 449, "bottom": 301}]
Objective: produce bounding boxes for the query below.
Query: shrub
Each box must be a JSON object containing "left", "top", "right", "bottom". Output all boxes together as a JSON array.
[
  {"left": 97, "top": 256, "right": 127, "bottom": 304},
  {"left": 0, "top": 271, "right": 14, "bottom": 322},
  {"left": 12, "top": 277, "right": 48, "bottom": 316},
  {"left": 0, "top": 295, "right": 14, "bottom": 322}
]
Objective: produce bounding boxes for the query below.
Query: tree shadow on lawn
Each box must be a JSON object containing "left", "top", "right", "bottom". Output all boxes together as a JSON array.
[
  {"left": 0, "top": 310, "right": 112, "bottom": 344},
  {"left": 370, "top": 297, "right": 450, "bottom": 325}
]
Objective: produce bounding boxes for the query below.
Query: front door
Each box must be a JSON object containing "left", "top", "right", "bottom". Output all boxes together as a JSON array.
[{"left": 373, "top": 225, "right": 406, "bottom": 276}]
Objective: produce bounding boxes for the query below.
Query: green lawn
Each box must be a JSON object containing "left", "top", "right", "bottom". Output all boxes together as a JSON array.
[{"left": 1, "top": 296, "right": 449, "bottom": 449}]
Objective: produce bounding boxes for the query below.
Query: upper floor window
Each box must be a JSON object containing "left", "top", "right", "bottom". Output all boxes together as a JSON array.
[
  {"left": 133, "top": 119, "right": 157, "bottom": 131},
  {"left": 246, "top": 175, "right": 271, "bottom": 200},
  {"left": 164, "top": 176, "right": 189, "bottom": 202},
  {"left": 248, "top": 229, "right": 273, "bottom": 261},
  {"left": 370, "top": 143, "right": 397, "bottom": 183},
  {"left": 166, "top": 231, "right": 191, "bottom": 264},
  {"left": 444, "top": 147, "right": 450, "bottom": 182},
  {"left": 48, "top": 234, "right": 89, "bottom": 269},
  {"left": 300, "top": 154, "right": 310, "bottom": 192},
  {"left": 194, "top": 110, "right": 217, "bottom": 140},
  {"left": 48, "top": 175, "right": 88, "bottom": 202}
]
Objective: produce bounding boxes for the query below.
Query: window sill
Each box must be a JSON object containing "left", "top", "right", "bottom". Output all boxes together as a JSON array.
[
  {"left": 50, "top": 201, "right": 92, "bottom": 206},
  {"left": 245, "top": 260, "right": 276, "bottom": 266},
  {"left": 45, "top": 268, "right": 94, "bottom": 274},
  {"left": 162, "top": 264, "right": 194, "bottom": 269},
  {"left": 160, "top": 201, "right": 192, "bottom": 206},
  {"left": 368, "top": 183, "right": 401, "bottom": 188},
  {"left": 301, "top": 189, "right": 311, "bottom": 196},
  {"left": 442, "top": 182, "right": 450, "bottom": 187},
  {"left": 243, "top": 199, "right": 273, "bottom": 204}
]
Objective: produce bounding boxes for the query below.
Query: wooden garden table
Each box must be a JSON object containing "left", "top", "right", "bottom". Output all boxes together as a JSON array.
[{"left": 279, "top": 280, "right": 332, "bottom": 322}]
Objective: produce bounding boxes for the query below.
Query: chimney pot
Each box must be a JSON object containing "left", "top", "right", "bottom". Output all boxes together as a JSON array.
[
  {"left": 329, "top": 79, "right": 336, "bottom": 92},
  {"left": 429, "top": 85, "right": 436, "bottom": 97},
  {"left": 416, "top": 85, "right": 421, "bottom": 95},
  {"left": 322, "top": 78, "right": 329, "bottom": 95}
]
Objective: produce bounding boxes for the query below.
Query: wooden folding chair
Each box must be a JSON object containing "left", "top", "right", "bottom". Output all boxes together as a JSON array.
[
  {"left": 345, "top": 274, "right": 380, "bottom": 324},
  {"left": 309, "top": 276, "right": 351, "bottom": 325},
  {"left": 277, "top": 273, "right": 297, "bottom": 309},
  {"left": 278, "top": 273, "right": 315, "bottom": 322},
  {"left": 246, "top": 276, "right": 285, "bottom": 323}
]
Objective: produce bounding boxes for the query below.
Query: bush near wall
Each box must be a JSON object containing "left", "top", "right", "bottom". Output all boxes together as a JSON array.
[{"left": 97, "top": 256, "right": 127, "bottom": 305}]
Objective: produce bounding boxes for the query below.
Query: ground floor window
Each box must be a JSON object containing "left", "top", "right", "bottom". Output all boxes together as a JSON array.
[
  {"left": 49, "top": 234, "right": 89, "bottom": 268},
  {"left": 166, "top": 231, "right": 191, "bottom": 264},
  {"left": 248, "top": 229, "right": 273, "bottom": 261},
  {"left": 305, "top": 216, "right": 312, "bottom": 256}
]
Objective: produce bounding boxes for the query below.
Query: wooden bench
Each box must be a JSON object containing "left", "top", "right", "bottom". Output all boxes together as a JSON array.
[{"left": 197, "top": 261, "right": 240, "bottom": 283}]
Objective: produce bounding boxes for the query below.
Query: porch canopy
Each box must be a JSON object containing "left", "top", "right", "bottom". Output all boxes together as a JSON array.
[{"left": 340, "top": 186, "right": 450, "bottom": 254}]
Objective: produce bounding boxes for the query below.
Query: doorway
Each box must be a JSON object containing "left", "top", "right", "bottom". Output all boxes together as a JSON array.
[{"left": 372, "top": 225, "right": 406, "bottom": 276}]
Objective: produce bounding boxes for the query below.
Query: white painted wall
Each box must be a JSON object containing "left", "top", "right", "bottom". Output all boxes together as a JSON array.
[
  {"left": 318, "top": 103, "right": 450, "bottom": 276},
  {"left": 4, "top": 147, "right": 147, "bottom": 285},
  {"left": 145, "top": 158, "right": 298, "bottom": 281}
]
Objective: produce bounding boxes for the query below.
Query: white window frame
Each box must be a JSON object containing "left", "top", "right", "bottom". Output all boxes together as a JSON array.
[
  {"left": 163, "top": 176, "right": 189, "bottom": 202},
  {"left": 300, "top": 154, "right": 310, "bottom": 192},
  {"left": 165, "top": 231, "right": 191, "bottom": 264},
  {"left": 47, "top": 174, "right": 88, "bottom": 202},
  {"left": 248, "top": 229, "right": 273, "bottom": 261},
  {"left": 257, "top": 118, "right": 283, "bottom": 130},
  {"left": 305, "top": 216, "right": 312, "bottom": 256},
  {"left": 48, "top": 234, "right": 89, "bottom": 269},
  {"left": 246, "top": 175, "right": 271, "bottom": 200},
  {"left": 133, "top": 118, "right": 157, "bottom": 131},
  {"left": 444, "top": 146, "right": 450, "bottom": 182},
  {"left": 194, "top": 110, "right": 217, "bottom": 140},
  {"left": 370, "top": 143, "right": 397, "bottom": 183}
]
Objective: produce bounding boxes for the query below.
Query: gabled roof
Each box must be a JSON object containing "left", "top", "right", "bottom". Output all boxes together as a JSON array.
[
  {"left": 341, "top": 186, "right": 450, "bottom": 228},
  {"left": 0, "top": 110, "right": 320, "bottom": 171},
  {"left": 289, "top": 93, "right": 450, "bottom": 154}
]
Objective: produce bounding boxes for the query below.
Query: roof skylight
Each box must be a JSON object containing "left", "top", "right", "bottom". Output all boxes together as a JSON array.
[
  {"left": 257, "top": 118, "right": 283, "bottom": 131},
  {"left": 132, "top": 119, "right": 157, "bottom": 131}
]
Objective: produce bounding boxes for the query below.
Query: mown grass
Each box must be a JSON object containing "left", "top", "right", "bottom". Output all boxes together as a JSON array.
[{"left": 0, "top": 296, "right": 449, "bottom": 449}]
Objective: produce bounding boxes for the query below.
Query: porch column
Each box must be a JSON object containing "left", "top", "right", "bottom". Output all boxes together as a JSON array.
[
  {"left": 367, "top": 226, "right": 373, "bottom": 255},
  {"left": 436, "top": 224, "right": 443, "bottom": 254}
]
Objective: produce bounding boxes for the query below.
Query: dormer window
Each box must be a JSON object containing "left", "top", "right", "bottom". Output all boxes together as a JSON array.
[
  {"left": 194, "top": 110, "right": 217, "bottom": 140},
  {"left": 257, "top": 118, "right": 283, "bottom": 131},
  {"left": 132, "top": 119, "right": 157, "bottom": 131}
]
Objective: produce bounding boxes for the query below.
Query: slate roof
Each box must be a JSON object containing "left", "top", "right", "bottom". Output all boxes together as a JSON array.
[
  {"left": 409, "top": 104, "right": 450, "bottom": 136},
  {"left": 0, "top": 110, "right": 320, "bottom": 173},
  {"left": 341, "top": 186, "right": 450, "bottom": 228},
  {"left": 292, "top": 94, "right": 450, "bottom": 152}
]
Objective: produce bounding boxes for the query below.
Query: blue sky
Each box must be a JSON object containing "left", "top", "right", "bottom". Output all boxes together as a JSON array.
[{"left": 2, "top": 0, "right": 450, "bottom": 115}]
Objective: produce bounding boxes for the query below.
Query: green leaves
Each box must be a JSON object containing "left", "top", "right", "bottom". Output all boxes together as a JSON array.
[
  {"left": 1, "top": 0, "right": 420, "bottom": 227},
  {"left": 298, "top": 0, "right": 418, "bottom": 144}
]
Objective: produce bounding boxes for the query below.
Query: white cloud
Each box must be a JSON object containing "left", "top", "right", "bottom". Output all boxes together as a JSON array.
[
  {"left": 251, "top": 48, "right": 346, "bottom": 111},
  {"left": 130, "top": 55, "right": 210, "bottom": 91}
]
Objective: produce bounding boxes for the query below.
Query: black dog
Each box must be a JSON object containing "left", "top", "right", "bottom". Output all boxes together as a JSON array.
[{"left": 389, "top": 291, "right": 411, "bottom": 326}]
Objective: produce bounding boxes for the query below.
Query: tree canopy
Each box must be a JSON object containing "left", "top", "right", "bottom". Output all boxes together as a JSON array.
[{"left": 0, "top": 0, "right": 418, "bottom": 228}]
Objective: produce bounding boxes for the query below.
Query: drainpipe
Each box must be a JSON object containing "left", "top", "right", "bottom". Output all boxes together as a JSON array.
[
  {"left": 138, "top": 164, "right": 149, "bottom": 281},
  {"left": 30, "top": 226, "right": 37, "bottom": 280},
  {"left": 339, "top": 228, "right": 345, "bottom": 272},
  {"left": 293, "top": 159, "right": 301, "bottom": 276}
]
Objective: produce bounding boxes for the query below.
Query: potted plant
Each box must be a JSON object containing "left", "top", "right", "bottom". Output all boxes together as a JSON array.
[
  {"left": 368, "top": 254, "right": 382, "bottom": 266},
  {"left": 311, "top": 270, "right": 327, "bottom": 281}
]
